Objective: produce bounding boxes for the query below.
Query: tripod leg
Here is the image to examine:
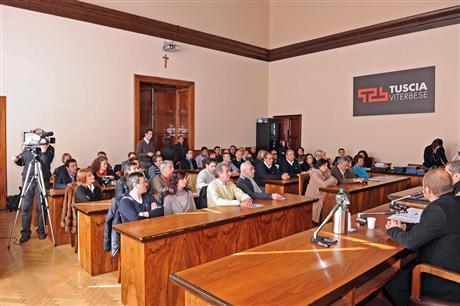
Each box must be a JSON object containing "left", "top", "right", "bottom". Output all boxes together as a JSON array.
[
  {"left": 37, "top": 162, "right": 56, "bottom": 246},
  {"left": 7, "top": 164, "right": 35, "bottom": 248}
]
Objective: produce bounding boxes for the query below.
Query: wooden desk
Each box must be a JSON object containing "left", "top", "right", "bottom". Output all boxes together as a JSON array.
[
  {"left": 264, "top": 177, "right": 299, "bottom": 195},
  {"left": 170, "top": 204, "right": 411, "bottom": 306},
  {"left": 388, "top": 186, "right": 429, "bottom": 208},
  {"left": 113, "top": 194, "right": 317, "bottom": 306},
  {"left": 369, "top": 169, "right": 423, "bottom": 188},
  {"left": 320, "top": 175, "right": 410, "bottom": 216},
  {"left": 73, "top": 200, "right": 118, "bottom": 276}
]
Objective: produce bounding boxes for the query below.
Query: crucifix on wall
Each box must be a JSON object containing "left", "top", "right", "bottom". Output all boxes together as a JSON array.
[{"left": 162, "top": 54, "right": 169, "bottom": 68}]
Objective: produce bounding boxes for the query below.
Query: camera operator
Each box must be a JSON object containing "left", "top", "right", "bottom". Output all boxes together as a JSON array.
[{"left": 11, "top": 137, "right": 55, "bottom": 244}]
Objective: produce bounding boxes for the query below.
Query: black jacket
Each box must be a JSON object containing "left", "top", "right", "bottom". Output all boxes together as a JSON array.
[
  {"left": 279, "top": 158, "right": 302, "bottom": 177},
  {"left": 237, "top": 177, "right": 271, "bottom": 200},
  {"left": 115, "top": 177, "right": 129, "bottom": 199},
  {"left": 180, "top": 158, "right": 198, "bottom": 170},
  {"left": 232, "top": 158, "right": 245, "bottom": 171},
  {"left": 423, "top": 146, "right": 448, "bottom": 168},
  {"left": 254, "top": 162, "right": 283, "bottom": 187},
  {"left": 15, "top": 145, "right": 55, "bottom": 187},
  {"left": 53, "top": 164, "right": 66, "bottom": 177},
  {"left": 75, "top": 185, "right": 103, "bottom": 203},
  {"left": 118, "top": 193, "right": 164, "bottom": 223},
  {"left": 174, "top": 143, "right": 189, "bottom": 165},
  {"left": 54, "top": 170, "right": 77, "bottom": 189},
  {"left": 103, "top": 197, "right": 122, "bottom": 256},
  {"left": 387, "top": 193, "right": 460, "bottom": 302}
]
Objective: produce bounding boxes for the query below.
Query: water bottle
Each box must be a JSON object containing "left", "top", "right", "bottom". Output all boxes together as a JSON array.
[{"left": 333, "top": 188, "right": 350, "bottom": 234}]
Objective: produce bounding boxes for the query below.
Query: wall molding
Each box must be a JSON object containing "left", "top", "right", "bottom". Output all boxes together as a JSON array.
[{"left": 2, "top": 1, "right": 459, "bottom": 62}]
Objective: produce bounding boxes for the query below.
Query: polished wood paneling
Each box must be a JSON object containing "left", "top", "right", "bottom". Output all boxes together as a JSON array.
[
  {"left": 264, "top": 177, "right": 299, "bottom": 195},
  {"left": 170, "top": 204, "right": 410, "bottom": 306},
  {"left": 320, "top": 176, "right": 410, "bottom": 216},
  {"left": 74, "top": 200, "right": 118, "bottom": 276},
  {"left": 139, "top": 87, "right": 153, "bottom": 136},
  {"left": 369, "top": 169, "right": 423, "bottom": 188},
  {"left": 269, "top": 5, "right": 460, "bottom": 61},
  {"left": 114, "top": 194, "right": 316, "bottom": 306},
  {"left": 0, "top": 96, "right": 6, "bottom": 210},
  {"left": 2, "top": 0, "right": 268, "bottom": 61}
]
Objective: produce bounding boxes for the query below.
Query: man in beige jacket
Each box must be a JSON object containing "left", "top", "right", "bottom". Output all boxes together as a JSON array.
[{"left": 207, "top": 162, "right": 252, "bottom": 208}]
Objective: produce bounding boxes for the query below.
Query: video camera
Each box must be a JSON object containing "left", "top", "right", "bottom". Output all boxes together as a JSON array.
[{"left": 21, "top": 129, "right": 55, "bottom": 146}]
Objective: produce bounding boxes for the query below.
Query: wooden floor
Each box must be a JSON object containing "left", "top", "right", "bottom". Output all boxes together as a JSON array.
[{"left": 0, "top": 211, "right": 121, "bottom": 305}]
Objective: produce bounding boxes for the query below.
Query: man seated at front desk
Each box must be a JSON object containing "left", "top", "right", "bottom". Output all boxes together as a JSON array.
[
  {"left": 331, "top": 156, "right": 365, "bottom": 184},
  {"left": 119, "top": 172, "right": 164, "bottom": 223},
  {"left": 445, "top": 161, "right": 460, "bottom": 196},
  {"left": 279, "top": 149, "right": 306, "bottom": 177},
  {"left": 54, "top": 158, "right": 78, "bottom": 189},
  {"left": 196, "top": 158, "right": 217, "bottom": 194},
  {"left": 254, "top": 152, "right": 290, "bottom": 188},
  {"left": 207, "top": 162, "right": 252, "bottom": 208},
  {"left": 115, "top": 161, "right": 140, "bottom": 199},
  {"left": 384, "top": 169, "right": 460, "bottom": 305},
  {"left": 237, "top": 162, "right": 284, "bottom": 200}
]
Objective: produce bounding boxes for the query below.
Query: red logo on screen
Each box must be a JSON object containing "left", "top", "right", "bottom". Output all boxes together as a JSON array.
[{"left": 358, "top": 87, "right": 389, "bottom": 103}]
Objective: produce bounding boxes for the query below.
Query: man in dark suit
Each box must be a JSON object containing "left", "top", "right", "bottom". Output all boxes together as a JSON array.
[
  {"left": 331, "top": 156, "right": 364, "bottom": 184},
  {"left": 237, "top": 162, "right": 284, "bottom": 200},
  {"left": 54, "top": 158, "right": 78, "bottom": 189},
  {"left": 11, "top": 138, "right": 55, "bottom": 243},
  {"left": 254, "top": 152, "right": 290, "bottom": 187},
  {"left": 173, "top": 135, "right": 188, "bottom": 168},
  {"left": 279, "top": 149, "right": 306, "bottom": 177},
  {"left": 180, "top": 150, "right": 198, "bottom": 170},
  {"left": 53, "top": 152, "right": 72, "bottom": 178},
  {"left": 384, "top": 169, "right": 460, "bottom": 305},
  {"left": 445, "top": 161, "right": 460, "bottom": 196}
]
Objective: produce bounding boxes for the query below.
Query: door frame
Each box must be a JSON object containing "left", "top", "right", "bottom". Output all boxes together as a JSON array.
[
  {"left": 273, "top": 114, "right": 302, "bottom": 148},
  {"left": 0, "top": 96, "right": 7, "bottom": 209},
  {"left": 134, "top": 75, "right": 195, "bottom": 149}
]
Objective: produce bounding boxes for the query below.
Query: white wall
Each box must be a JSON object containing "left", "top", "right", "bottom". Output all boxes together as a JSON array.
[
  {"left": 1, "top": 6, "right": 268, "bottom": 194},
  {"left": 269, "top": 25, "right": 460, "bottom": 165}
]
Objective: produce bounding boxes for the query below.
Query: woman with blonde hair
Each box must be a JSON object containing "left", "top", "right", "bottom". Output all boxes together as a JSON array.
[{"left": 75, "top": 168, "right": 103, "bottom": 203}]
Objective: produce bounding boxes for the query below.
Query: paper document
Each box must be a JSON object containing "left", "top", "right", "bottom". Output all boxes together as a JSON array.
[{"left": 389, "top": 208, "right": 423, "bottom": 224}]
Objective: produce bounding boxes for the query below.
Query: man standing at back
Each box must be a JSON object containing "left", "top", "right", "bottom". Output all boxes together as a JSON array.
[
  {"left": 384, "top": 169, "right": 460, "bottom": 305},
  {"left": 136, "top": 129, "right": 156, "bottom": 170}
]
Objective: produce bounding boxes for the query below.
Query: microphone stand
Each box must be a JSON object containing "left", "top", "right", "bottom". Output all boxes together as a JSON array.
[
  {"left": 311, "top": 202, "right": 341, "bottom": 247},
  {"left": 452, "top": 150, "right": 460, "bottom": 162}
]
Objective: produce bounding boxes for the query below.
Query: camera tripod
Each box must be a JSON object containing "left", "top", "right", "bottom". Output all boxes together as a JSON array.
[{"left": 7, "top": 148, "right": 56, "bottom": 248}]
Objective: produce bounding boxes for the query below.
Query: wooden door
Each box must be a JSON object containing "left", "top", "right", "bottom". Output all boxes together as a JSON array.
[
  {"left": 154, "top": 89, "right": 176, "bottom": 148},
  {"left": 274, "top": 114, "right": 302, "bottom": 150},
  {"left": 139, "top": 86, "right": 153, "bottom": 136},
  {"left": 0, "top": 96, "right": 6, "bottom": 209}
]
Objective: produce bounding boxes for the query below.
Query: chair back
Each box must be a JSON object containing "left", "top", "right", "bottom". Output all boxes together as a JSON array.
[
  {"left": 196, "top": 186, "right": 208, "bottom": 209},
  {"left": 187, "top": 174, "right": 198, "bottom": 193},
  {"left": 298, "top": 172, "right": 310, "bottom": 196}
]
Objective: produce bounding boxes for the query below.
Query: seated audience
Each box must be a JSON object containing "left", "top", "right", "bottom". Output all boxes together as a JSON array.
[
  {"left": 163, "top": 170, "right": 197, "bottom": 215},
  {"left": 115, "top": 161, "right": 140, "bottom": 199},
  {"left": 279, "top": 149, "right": 305, "bottom": 177},
  {"left": 195, "top": 146, "right": 209, "bottom": 169},
  {"left": 314, "top": 149, "right": 331, "bottom": 167},
  {"left": 238, "top": 162, "right": 284, "bottom": 200},
  {"left": 423, "top": 138, "right": 448, "bottom": 169},
  {"left": 91, "top": 156, "right": 116, "bottom": 186},
  {"left": 229, "top": 145, "right": 237, "bottom": 159},
  {"left": 253, "top": 149, "right": 267, "bottom": 167},
  {"left": 270, "top": 150, "right": 280, "bottom": 165},
  {"left": 243, "top": 149, "right": 254, "bottom": 164},
  {"left": 353, "top": 156, "right": 369, "bottom": 178},
  {"left": 232, "top": 149, "right": 245, "bottom": 170},
  {"left": 331, "top": 156, "right": 364, "bottom": 184},
  {"left": 445, "top": 161, "right": 460, "bottom": 195},
  {"left": 254, "top": 152, "right": 290, "bottom": 187},
  {"left": 181, "top": 150, "right": 198, "bottom": 170},
  {"left": 55, "top": 158, "right": 78, "bottom": 189},
  {"left": 214, "top": 146, "right": 223, "bottom": 162},
  {"left": 118, "top": 172, "right": 163, "bottom": 223},
  {"left": 305, "top": 159, "right": 338, "bottom": 224},
  {"left": 75, "top": 168, "right": 103, "bottom": 203},
  {"left": 305, "top": 153, "right": 315, "bottom": 169},
  {"left": 207, "top": 162, "right": 252, "bottom": 207},
  {"left": 223, "top": 152, "right": 239, "bottom": 174},
  {"left": 147, "top": 155, "right": 163, "bottom": 180},
  {"left": 97, "top": 151, "right": 113, "bottom": 171},
  {"left": 136, "top": 128, "right": 156, "bottom": 169},
  {"left": 250, "top": 146, "right": 257, "bottom": 159},
  {"left": 150, "top": 160, "right": 174, "bottom": 200},
  {"left": 209, "top": 150, "right": 217, "bottom": 159},
  {"left": 278, "top": 140, "right": 288, "bottom": 157},
  {"left": 384, "top": 169, "right": 460, "bottom": 305},
  {"left": 53, "top": 152, "right": 72, "bottom": 177},
  {"left": 296, "top": 147, "right": 305, "bottom": 163},
  {"left": 333, "top": 148, "right": 346, "bottom": 166},
  {"left": 196, "top": 158, "right": 217, "bottom": 193},
  {"left": 120, "top": 152, "right": 137, "bottom": 174},
  {"left": 355, "top": 150, "right": 372, "bottom": 168}
]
